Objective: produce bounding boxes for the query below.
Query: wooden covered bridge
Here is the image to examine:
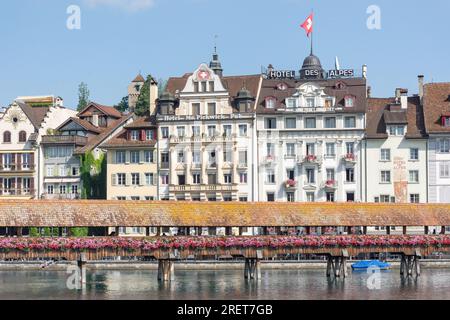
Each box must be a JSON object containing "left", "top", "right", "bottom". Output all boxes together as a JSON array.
[{"left": 0, "top": 200, "right": 450, "bottom": 282}]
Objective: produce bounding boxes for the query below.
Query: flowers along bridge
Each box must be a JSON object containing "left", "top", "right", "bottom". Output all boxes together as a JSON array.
[{"left": 1, "top": 200, "right": 450, "bottom": 281}]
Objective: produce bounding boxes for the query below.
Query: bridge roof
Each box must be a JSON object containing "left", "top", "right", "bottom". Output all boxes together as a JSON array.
[{"left": 0, "top": 201, "right": 450, "bottom": 227}]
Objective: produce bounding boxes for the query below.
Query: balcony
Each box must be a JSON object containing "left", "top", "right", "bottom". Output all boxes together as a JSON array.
[
  {"left": 301, "top": 155, "right": 322, "bottom": 165},
  {"left": 169, "top": 184, "right": 238, "bottom": 192},
  {"left": 263, "top": 155, "right": 276, "bottom": 165},
  {"left": 284, "top": 179, "right": 298, "bottom": 190},
  {"left": 237, "top": 162, "right": 248, "bottom": 170},
  {"left": 41, "top": 193, "right": 81, "bottom": 200},
  {"left": 41, "top": 135, "right": 87, "bottom": 146},
  {"left": 342, "top": 153, "right": 357, "bottom": 164},
  {"left": 322, "top": 180, "right": 338, "bottom": 190},
  {"left": 0, "top": 189, "right": 36, "bottom": 197},
  {"left": 191, "top": 163, "right": 202, "bottom": 170},
  {"left": 0, "top": 164, "right": 35, "bottom": 172},
  {"left": 160, "top": 162, "right": 170, "bottom": 169}
]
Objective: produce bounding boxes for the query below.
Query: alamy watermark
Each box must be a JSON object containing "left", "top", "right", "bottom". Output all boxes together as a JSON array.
[
  {"left": 367, "top": 5, "right": 381, "bottom": 30},
  {"left": 366, "top": 265, "right": 381, "bottom": 290},
  {"left": 66, "top": 5, "right": 81, "bottom": 30}
]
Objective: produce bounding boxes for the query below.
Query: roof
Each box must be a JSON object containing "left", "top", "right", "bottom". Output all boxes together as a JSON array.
[
  {"left": 124, "top": 115, "right": 156, "bottom": 129},
  {"left": 16, "top": 101, "right": 49, "bottom": 129},
  {"left": 132, "top": 74, "right": 145, "bottom": 83},
  {"left": 57, "top": 117, "right": 102, "bottom": 134},
  {"left": 101, "top": 129, "right": 156, "bottom": 149},
  {"left": 366, "top": 96, "right": 426, "bottom": 139},
  {"left": 423, "top": 82, "right": 450, "bottom": 134},
  {"left": 77, "top": 102, "right": 122, "bottom": 119},
  {"left": 0, "top": 201, "right": 450, "bottom": 227},
  {"left": 165, "top": 74, "right": 261, "bottom": 109},
  {"left": 255, "top": 77, "right": 367, "bottom": 114},
  {"left": 74, "top": 114, "right": 133, "bottom": 155}
]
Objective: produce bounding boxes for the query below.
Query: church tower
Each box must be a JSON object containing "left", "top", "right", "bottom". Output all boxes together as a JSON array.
[{"left": 128, "top": 74, "right": 145, "bottom": 112}]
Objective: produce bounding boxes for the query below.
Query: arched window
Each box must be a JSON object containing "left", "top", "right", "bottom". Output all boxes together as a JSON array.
[
  {"left": 19, "top": 131, "right": 27, "bottom": 143},
  {"left": 3, "top": 131, "right": 11, "bottom": 143}
]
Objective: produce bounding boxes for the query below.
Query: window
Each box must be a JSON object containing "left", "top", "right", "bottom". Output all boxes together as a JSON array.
[
  {"left": 265, "top": 97, "right": 276, "bottom": 109},
  {"left": 239, "top": 196, "right": 248, "bottom": 202},
  {"left": 239, "top": 172, "right": 248, "bottom": 184},
  {"left": 344, "top": 117, "right": 356, "bottom": 128},
  {"left": 287, "top": 192, "right": 295, "bottom": 202},
  {"left": 71, "top": 185, "right": 78, "bottom": 194},
  {"left": 239, "top": 150, "right": 248, "bottom": 166},
  {"left": 305, "top": 117, "right": 316, "bottom": 129},
  {"left": 326, "top": 192, "right": 335, "bottom": 202},
  {"left": 131, "top": 197, "right": 140, "bottom": 201},
  {"left": 192, "top": 103, "right": 200, "bottom": 116},
  {"left": 380, "top": 149, "right": 391, "bottom": 161},
  {"left": 161, "top": 152, "right": 169, "bottom": 165},
  {"left": 265, "top": 118, "right": 277, "bottom": 129},
  {"left": 208, "top": 125, "right": 216, "bottom": 137},
  {"left": 19, "top": 131, "right": 27, "bottom": 142},
  {"left": 130, "top": 151, "right": 140, "bottom": 163},
  {"left": 410, "top": 194, "right": 420, "bottom": 203},
  {"left": 325, "top": 98, "right": 333, "bottom": 108},
  {"left": 345, "top": 96, "right": 355, "bottom": 108},
  {"left": 326, "top": 169, "right": 335, "bottom": 181},
  {"left": 409, "top": 170, "right": 419, "bottom": 183},
  {"left": 267, "top": 193, "right": 275, "bottom": 202},
  {"left": 346, "top": 168, "right": 355, "bottom": 182},
  {"left": 324, "top": 117, "right": 336, "bottom": 129},
  {"left": 161, "top": 127, "right": 169, "bottom": 138},
  {"left": 381, "top": 171, "right": 391, "bottom": 183},
  {"left": 192, "top": 173, "right": 201, "bottom": 184},
  {"left": 59, "top": 185, "right": 66, "bottom": 194},
  {"left": 223, "top": 149, "right": 232, "bottom": 163},
  {"left": 285, "top": 118, "right": 296, "bottom": 129},
  {"left": 389, "top": 125, "right": 405, "bottom": 136},
  {"left": 116, "top": 151, "right": 126, "bottom": 164},
  {"left": 131, "top": 130, "right": 139, "bottom": 141},
  {"left": 346, "top": 192, "right": 355, "bottom": 202},
  {"left": 145, "top": 130, "right": 154, "bottom": 140},
  {"left": 266, "top": 170, "right": 275, "bottom": 184},
  {"left": 201, "top": 82, "right": 207, "bottom": 92},
  {"left": 286, "top": 143, "right": 296, "bottom": 157},
  {"left": 306, "top": 192, "right": 315, "bottom": 202},
  {"left": 192, "top": 151, "right": 201, "bottom": 164},
  {"left": 117, "top": 196, "right": 126, "bottom": 201},
  {"left": 208, "top": 151, "right": 216, "bottom": 166},
  {"left": 46, "top": 165, "right": 53, "bottom": 177},
  {"left": 306, "top": 143, "right": 315, "bottom": 156},
  {"left": 3, "top": 131, "right": 11, "bottom": 143},
  {"left": 59, "top": 166, "right": 67, "bottom": 177},
  {"left": 439, "top": 139, "right": 450, "bottom": 153},
  {"left": 208, "top": 174, "right": 217, "bottom": 185},
  {"left": 144, "top": 150, "right": 154, "bottom": 163},
  {"left": 117, "top": 173, "right": 126, "bottom": 185},
  {"left": 193, "top": 81, "right": 199, "bottom": 93},
  {"left": 209, "top": 81, "right": 214, "bottom": 92},
  {"left": 325, "top": 143, "right": 335, "bottom": 157},
  {"left": 287, "top": 99, "right": 297, "bottom": 109},
  {"left": 287, "top": 169, "right": 295, "bottom": 180},
  {"left": 346, "top": 142, "right": 355, "bottom": 155},
  {"left": 238, "top": 125, "right": 248, "bottom": 137},
  {"left": 223, "top": 125, "right": 232, "bottom": 137},
  {"left": 440, "top": 163, "right": 450, "bottom": 178},
  {"left": 177, "top": 151, "right": 184, "bottom": 163},
  {"left": 224, "top": 174, "right": 232, "bottom": 184},
  {"left": 192, "top": 126, "right": 201, "bottom": 137},
  {"left": 239, "top": 101, "right": 249, "bottom": 113},
  {"left": 223, "top": 194, "right": 232, "bottom": 202},
  {"left": 306, "top": 97, "right": 315, "bottom": 108},
  {"left": 22, "top": 154, "right": 30, "bottom": 169},
  {"left": 207, "top": 103, "right": 216, "bottom": 115},
  {"left": 47, "top": 185, "right": 54, "bottom": 194},
  {"left": 409, "top": 148, "right": 419, "bottom": 161},
  {"left": 177, "top": 126, "right": 185, "bottom": 138},
  {"left": 145, "top": 196, "right": 155, "bottom": 201},
  {"left": 145, "top": 173, "right": 154, "bottom": 185},
  {"left": 306, "top": 169, "right": 315, "bottom": 184},
  {"left": 266, "top": 143, "right": 275, "bottom": 157},
  {"left": 178, "top": 175, "right": 186, "bottom": 185},
  {"left": 161, "top": 174, "right": 169, "bottom": 185}
]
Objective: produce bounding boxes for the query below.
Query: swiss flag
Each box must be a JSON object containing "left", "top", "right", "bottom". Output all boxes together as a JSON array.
[{"left": 300, "top": 13, "right": 313, "bottom": 37}]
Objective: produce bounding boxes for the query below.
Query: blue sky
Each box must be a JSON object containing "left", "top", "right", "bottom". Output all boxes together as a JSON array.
[{"left": 0, "top": 0, "right": 449, "bottom": 110}]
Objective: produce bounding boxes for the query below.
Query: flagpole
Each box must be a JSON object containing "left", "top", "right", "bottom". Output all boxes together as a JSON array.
[{"left": 310, "top": 9, "right": 314, "bottom": 55}]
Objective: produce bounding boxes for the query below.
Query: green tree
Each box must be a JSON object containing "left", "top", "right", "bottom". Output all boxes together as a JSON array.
[
  {"left": 77, "top": 82, "right": 90, "bottom": 111},
  {"left": 158, "top": 78, "right": 168, "bottom": 98},
  {"left": 80, "top": 151, "right": 106, "bottom": 200},
  {"left": 134, "top": 75, "right": 155, "bottom": 116},
  {"left": 114, "top": 96, "right": 129, "bottom": 113}
]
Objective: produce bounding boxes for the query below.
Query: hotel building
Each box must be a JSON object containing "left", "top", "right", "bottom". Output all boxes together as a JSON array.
[
  {"left": 256, "top": 53, "right": 367, "bottom": 203},
  {"left": 156, "top": 54, "right": 261, "bottom": 202}
]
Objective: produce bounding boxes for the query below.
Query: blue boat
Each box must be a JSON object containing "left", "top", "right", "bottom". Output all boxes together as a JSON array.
[{"left": 351, "top": 260, "right": 391, "bottom": 271}]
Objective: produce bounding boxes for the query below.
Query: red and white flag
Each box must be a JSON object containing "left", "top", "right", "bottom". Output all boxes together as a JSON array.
[{"left": 300, "top": 13, "right": 313, "bottom": 37}]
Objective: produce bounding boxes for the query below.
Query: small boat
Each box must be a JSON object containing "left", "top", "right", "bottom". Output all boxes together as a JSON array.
[{"left": 351, "top": 260, "right": 391, "bottom": 271}]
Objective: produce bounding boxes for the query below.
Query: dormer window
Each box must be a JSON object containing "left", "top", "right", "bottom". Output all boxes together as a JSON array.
[
  {"left": 325, "top": 98, "right": 333, "bottom": 108},
  {"left": 389, "top": 125, "right": 405, "bottom": 136},
  {"left": 193, "top": 81, "right": 199, "bottom": 93},
  {"left": 345, "top": 95, "right": 355, "bottom": 108},
  {"left": 145, "top": 130, "right": 154, "bottom": 141},
  {"left": 209, "top": 81, "right": 215, "bottom": 92},
  {"left": 286, "top": 98, "right": 297, "bottom": 109},
  {"left": 265, "top": 97, "right": 276, "bottom": 109},
  {"left": 442, "top": 116, "right": 450, "bottom": 127},
  {"left": 239, "top": 101, "right": 249, "bottom": 113},
  {"left": 131, "top": 130, "right": 139, "bottom": 141},
  {"left": 306, "top": 97, "right": 315, "bottom": 108}
]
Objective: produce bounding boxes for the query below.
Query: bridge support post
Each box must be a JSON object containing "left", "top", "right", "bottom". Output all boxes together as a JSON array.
[
  {"left": 146, "top": 227, "right": 150, "bottom": 237},
  {"left": 244, "top": 258, "right": 261, "bottom": 280},
  {"left": 424, "top": 226, "right": 429, "bottom": 235},
  {"left": 403, "top": 226, "right": 407, "bottom": 235},
  {"left": 400, "top": 252, "right": 421, "bottom": 278},
  {"left": 225, "top": 227, "right": 232, "bottom": 236},
  {"left": 326, "top": 251, "right": 348, "bottom": 278},
  {"left": 441, "top": 226, "right": 446, "bottom": 235},
  {"left": 77, "top": 253, "right": 87, "bottom": 285},
  {"left": 363, "top": 226, "right": 367, "bottom": 235},
  {"left": 157, "top": 260, "right": 173, "bottom": 282},
  {"left": 196, "top": 227, "right": 202, "bottom": 236},
  {"left": 208, "top": 227, "right": 217, "bottom": 236}
]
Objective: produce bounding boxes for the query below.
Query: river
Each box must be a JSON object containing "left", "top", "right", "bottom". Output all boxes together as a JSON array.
[{"left": 0, "top": 268, "right": 448, "bottom": 300}]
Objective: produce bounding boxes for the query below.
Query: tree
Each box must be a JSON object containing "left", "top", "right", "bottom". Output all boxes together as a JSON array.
[
  {"left": 134, "top": 75, "right": 155, "bottom": 116},
  {"left": 114, "top": 96, "right": 129, "bottom": 113},
  {"left": 158, "top": 78, "right": 168, "bottom": 98},
  {"left": 77, "top": 82, "right": 90, "bottom": 111}
]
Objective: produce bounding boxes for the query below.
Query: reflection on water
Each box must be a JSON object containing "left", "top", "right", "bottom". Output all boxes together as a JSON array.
[{"left": 0, "top": 268, "right": 449, "bottom": 300}]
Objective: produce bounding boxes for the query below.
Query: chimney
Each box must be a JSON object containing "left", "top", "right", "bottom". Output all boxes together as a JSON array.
[
  {"left": 400, "top": 89, "right": 408, "bottom": 110},
  {"left": 149, "top": 78, "right": 158, "bottom": 115},
  {"left": 367, "top": 86, "right": 372, "bottom": 98},
  {"left": 418, "top": 75, "right": 424, "bottom": 103},
  {"left": 362, "top": 65, "right": 368, "bottom": 79},
  {"left": 395, "top": 88, "right": 401, "bottom": 103},
  {"left": 92, "top": 114, "right": 99, "bottom": 127}
]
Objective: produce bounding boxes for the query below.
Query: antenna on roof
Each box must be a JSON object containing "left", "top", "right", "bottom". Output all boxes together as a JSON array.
[
  {"left": 335, "top": 57, "right": 341, "bottom": 71},
  {"left": 214, "top": 34, "right": 218, "bottom": 54}
]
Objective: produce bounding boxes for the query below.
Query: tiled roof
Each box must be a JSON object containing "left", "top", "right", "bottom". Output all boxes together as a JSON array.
[
  {"left": 366, "top": 97, "right": 426, "bottom": 139},
  {"left": 101, "top": 129, "right": 156, "bottom": 148},
  {"left": 124, "top": 115, "right": 156, "bottom": 129},
  {"left": 16, "top": 101, "right": 49, "bottom": 129},
  {"left": 132, "top": 74, "right": 145, "bottom": 83},
  {"left": 255, "top": 78, "right": 367, "bottom": 114},
  {"left": 74, "top": 114, "right": 133, "bottom": 155},
  {"left": 59, "top": 117, "right": 103, "bottom": 133},
  {"left": 0, "top": 201, "right": 449, "bottom": 227},
  {"left": 423, "top": 82, "right": 450, "bottom": 134},
  {"left": 77, "top": 102, "right": 122, "bottom": 119}
]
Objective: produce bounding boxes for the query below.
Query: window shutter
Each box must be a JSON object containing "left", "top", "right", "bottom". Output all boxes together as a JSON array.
[
  {"left": 30, "top": 153, "right": 35, "bottom": 170},
  {"left": 125, "top": 174, "right": 131, "bottom": 186},
  {"left": 17, "top": 154, "right": 22, "bottom": 170},
  {"left": 141, "top": 129, "right": 145, "bottom": 141},
  {"left": 112, "top": 174, "right": 117, "bottom": 186},
  {"left": 11, "top": 154, "right": 16, "bottom": 170},
  {"left": 125, "top": 151, "right": 130, "bottom": 164},
  {"left": 17, "top": 178, "right": 22, "bottom": 194},
  {"left": 139, "top": 173, "right": 145, "bottom": 186},
  {"left": 0, "top": 178, "right": 3, "bottom": 195},
  {"left": 11, "top": 178, "right": 16, "bottom": 194},
  {"left": 0, "top": 154, "right": 3, "bottom": 168}
]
